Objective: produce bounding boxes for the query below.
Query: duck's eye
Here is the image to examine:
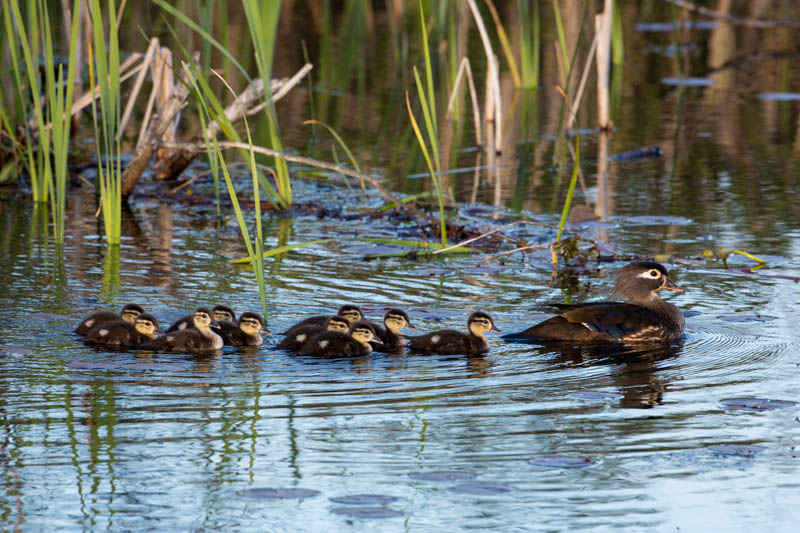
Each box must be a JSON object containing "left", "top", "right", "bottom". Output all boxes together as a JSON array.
[{"left": 649, "top": 270, "right": 660, "bottom": 278}]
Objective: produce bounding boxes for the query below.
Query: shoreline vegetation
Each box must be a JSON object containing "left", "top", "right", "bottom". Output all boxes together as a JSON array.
[{"left": 0, "top": 1, "right": 780, "bottom": 308}]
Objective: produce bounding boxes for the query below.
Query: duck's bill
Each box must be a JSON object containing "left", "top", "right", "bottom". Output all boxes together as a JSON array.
[
  {"left": 491, "top": 326, "right": 503, "bottom": 333},
  {"left": 371, "top": 337, "right": 384, "bottom": 344},
  {"left": 662, "top": 278, "right": 685, "bottom": 293}
]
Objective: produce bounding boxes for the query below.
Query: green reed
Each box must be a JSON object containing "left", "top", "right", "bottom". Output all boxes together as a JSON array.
[
  {"left": 242, "top": 0, "right": 292, "bottom": 206},
  {"left": 407, "top": 0, "right": 447, "bottom": 246},
  {"left": 519, "top": 0, "right": 541, "bottom": 88},
  {"left": 88, "top": 0, "right": 123, "bottom": 246},
  {"left": 611, "top": 0, "right": 624, "bottom": 67}
]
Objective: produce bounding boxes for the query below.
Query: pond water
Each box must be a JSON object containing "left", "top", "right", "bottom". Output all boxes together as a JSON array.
[{"left": 3, "top": 2, "right": 800, "bottom": 532}]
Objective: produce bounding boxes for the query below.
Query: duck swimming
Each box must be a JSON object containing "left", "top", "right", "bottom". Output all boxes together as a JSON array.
[
  {"left": 75, "top": 303, "right": 144, "bottom": 336},
  {"left": 276, "top": 315, "right": 350, "bottom": 352},
  {"left": 505, "top": 261, "right": 685, "bottom": 343},
  {"left": 297, "top": 320, "right": 380, "bottom": 358},
  {"left": 167, "top": 304, "right": 235, "bottom": 332},
  {"left": 83, "top": 313, "right": 159, "bottom": 349},
  {"left": 406, "top": 312, "right": 500, "bottom": 355},
  {"left": 283, "top": 304, "right": 363, "bottom": 337},
  {"left": 369, "top": 308, "right": 414, "bottom": 352},
  {"left": 142, "top": 307, "right": 223, "bottom": 353},
  {"left": 217, "top": 312, "right": 268, "bottom": 347}
]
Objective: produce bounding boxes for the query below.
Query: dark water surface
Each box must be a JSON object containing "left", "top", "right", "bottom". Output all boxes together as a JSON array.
[{"left": 3, "top": 2, "right": 800, "bottom": 532}]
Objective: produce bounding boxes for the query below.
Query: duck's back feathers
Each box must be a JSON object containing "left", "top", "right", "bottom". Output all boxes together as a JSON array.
[
  {"left": 166, "top": 314, "right": 194, "bottom": 332},
  {"left": 277, "top": 325, "right": 324, "bottom": 351},
  {"left": 406, "top": 329, "right": 488, "bottom": 356},
  {"left": 142, "top": 329, "right": 222, "bottom": 354},
  {"left": 297, "top": 331, "right": 371, "bottom": 358},
  {"left": 75, "top": 311, "right": 119, "bottom": 336},
  {"left": 84, "top": 321, "right": 143, "bottom": 348}
]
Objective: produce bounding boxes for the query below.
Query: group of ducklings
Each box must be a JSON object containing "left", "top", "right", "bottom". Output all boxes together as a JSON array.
[
  {"left": 74, "top": 262, "right": 687, "bottom": 356},
  {"left": 76, "top": 304, "right": 267, "bottom": 353}
]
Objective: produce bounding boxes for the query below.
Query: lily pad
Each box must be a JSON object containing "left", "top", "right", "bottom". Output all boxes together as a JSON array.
[
  {"left": 447, "top": 483, "right": 512, "bottom": 495},
  {"left": 408, "top": 471, "right": 477, "bottom": 482},
  {"left": 528, "top": 455, "right": 597, "bottom": 468},
  {"left": 622, "top": 215, "right": 694, "bottom": 226},
  {"left": 720, "top": 398, "right": 796, "bottom": 411},
  {"left": 758, "top": 92, "right": 800, "bottom": 101},
  {"left": 124, "top": 363, "right": 183, "bottom": 372},
  {"left": 329, "top": 494, "right": 398, "bottom": 505},
  {"left": 236, "top": 488, "right": 320, "bottom": 500},
  {"left": 568, "top": 391, "right": 624, "bottom": 401},
  {"left": 330, "top": 507, "right": 403, "bottom": 519},
  {"left": 706, "top": 444, "right": 766, "bottom": 457},
  {"left": 718, "top": 314, "right": 777, "bottom": 323},
  {"left": 66, "top": 361, "right": 120, "bottom": 370}
]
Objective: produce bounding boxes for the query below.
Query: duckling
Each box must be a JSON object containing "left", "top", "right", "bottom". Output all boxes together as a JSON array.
[
  {"left": 406, "top": 312, "right": 500, "bottom": 355},
  {"left": 276, "top": 315, "right": 350, "bottom": 352},
  {"left": 83, "top": 313, "right": 159, "bottom": 349},
  {"left": 282, "top": 304, "right": 363, "bottom": 336},
  {"left": 504, "top": 261, "right": 685, "bottom": 343},
  {"left": 166, "top": 304, "right": 236, "bottom": 332},
  {"left": 74, "top": 303, "right": 144, "bottom": 336},
  {"left": 216, "top": 312, "right": 268, "bottom": 347},
  {"left": 142, "top": 307, "right": 223, "bottom": 353},
  {"left": 297, "top": 320, "right": 380, "bottom": 358},
  {"left": 369, "top": 308, "right": 414, "bottom": 352}
]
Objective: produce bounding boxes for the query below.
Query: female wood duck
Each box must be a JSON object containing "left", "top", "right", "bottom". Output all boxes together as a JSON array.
[
  {"left": 167, "top": 304, "right": 236, "bottom": 332},
  {"left": 370, "top": 308, "right": 414, "bottom": 352},
  {"left": 297, "top": 320, "right": 380, "bottom": 358},
  {"left": 143, "top": 307, "right": 223, "bottom": 353},
  {"left": 75, "top": 303, "right": 144, "bottom": 336},
  {"left": 507, "top": 261, "right": 685, "bottom": 343},
  {"left": 283, "top": 304, "right": 363, "bottom": 336},
  {"left": 406, "top": 312, "right": 500, "bottom": 355},
  {"left": 276, "top": 315, "right": 350, "bottom": 352},
  {"left": 83, "top": 313, "right": 159, "bottom": 349},
  {"left": 216, "top": 312, "right": 268, "bottom": 347}
]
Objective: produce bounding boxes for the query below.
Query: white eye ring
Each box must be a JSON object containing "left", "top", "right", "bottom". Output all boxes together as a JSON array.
[{"left": 649, "top": 270, "right": 660, "bottom": 277}]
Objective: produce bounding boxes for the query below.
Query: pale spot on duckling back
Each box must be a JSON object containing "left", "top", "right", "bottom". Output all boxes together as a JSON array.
[
  {"left": 319, "top": 340, "right": 330, "bottom": 349},
  {"left": 98, "top": 329, "right": 109, "bottom": 337},
  {"left": 430, "top": 335, "right": 440, "bottom": 344}
]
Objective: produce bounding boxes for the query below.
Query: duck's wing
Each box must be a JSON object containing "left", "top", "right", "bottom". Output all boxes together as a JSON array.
[{"left": 520, "top": 302, "right": 663, "bottom": 342}]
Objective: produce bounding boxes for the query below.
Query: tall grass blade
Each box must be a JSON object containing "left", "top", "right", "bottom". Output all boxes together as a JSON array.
[
  {"left": 555, "top": 135, "right": 580, "bottom": 243},
  {"left": 519, "top": 0, "right": 541, "bottom": 88}
]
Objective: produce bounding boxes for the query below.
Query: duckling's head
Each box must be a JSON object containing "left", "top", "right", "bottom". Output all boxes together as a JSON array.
[
  {"left": 238, "top": 312, "right": 268, "bottom": 336},
  {"left": 384, "top": 308, "right": 414, "bottom": 333},
  {"left": 121, "top": 303, "right": 145, "bottom": 324},
  {"left": 326, "top": 316, "right": 350, "bottom": 333},
  {"left": 467, "top": 312, "right": 501, "bottom": 336},
  {"left": 349, "top": 320, "right": 379, "bottom": 346},
  {"left": 338, "top": 304, "right": 363, "bottom": 323},
  {"left": 134, "top": 313, "right": 160, "bottom": 338},
  {"left": 611, "top": 261, "right": 684, "bottom": 303},
  {"left": 213, "top": 305, "right": 236, "bottom": 323},
  {"left": 192, "top": 307, "right": 215, "bottom": 330}
]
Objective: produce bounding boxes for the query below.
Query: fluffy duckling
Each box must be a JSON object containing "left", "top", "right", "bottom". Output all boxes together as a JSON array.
[
  {"left": 505, "top": 261, "right": 685, "bottom": 343},
  {"left": 83, "top": 313, "right": 160, "bottom": 349},
  {"left": 282, "top": 304, "right": 363, "bottom": 337},
  {"left": 217, "top": 312, "right": 268, "bottom": 347},
  {"left": 167, "top": 304, "right": 236, "bottom": 332},
  {"left": 74, "top": 303, "right": 144, "bottom": 336},
  {"left": 370, "top": 308, "right": 414, "bottom": 352},
  {"left": 143, "top": 307, "right": 223, "bottom": 353},
  {"left": 406, "top": 312, "right": 500, "bottom": 355},
  {"left": 297, "top": 320, "right": 380, "bottom": 358},
  {"left": 276, "top": 315, "right": 350, "bottom": 352}
]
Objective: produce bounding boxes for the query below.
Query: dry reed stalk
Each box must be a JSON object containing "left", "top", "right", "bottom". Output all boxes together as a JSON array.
[
  {"left": 595, "top": 0, "right": 613, "bottom": 130},
  {"left": 247, "top": 62, "right": 313, "bottom": 114},
  {"left": 466, "top": 0, "right": 502, "bottom": 154},
  {"left": 566, "top": 31, "right": 599, "bottom": 132},
  {"left": 119, "top": 37, "right": 159, "bottom": 139},
  {"left": 445, "top": 57, "right": 482, "bottom": 147}
]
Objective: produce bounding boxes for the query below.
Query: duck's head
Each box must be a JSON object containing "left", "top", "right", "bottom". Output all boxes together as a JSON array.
[
  {"left": 338, "top": 304, "right": 363, "bottom": 323},
  {"left": 326, "top": 316, "right": 350, "bottom": 333},
  {"left": 238, "top": 312, "right": 269, "bottom": 336},
  {"left": 134, "top": 313, "right": 160, "bottom": 338},
  {"left": 192, "top": 307, "right": 216, "bottom": 330},
  {"left": 121, "top": 303, "right": 145, "bottom": 324},
  {"left": 384, "top": 308, "right": 414, "bottom": 333},
  {"left": 213, "top": 305, "right": 236, "bottom": 323},
  {"left": 349, "top": 320, "right": 380, "bottom": 346},
  {"left": 611, "top": 261, "right": 684, "bottom": 303},
  {"left": 468, "top": 312, "right": 501, "bottom": 336}
]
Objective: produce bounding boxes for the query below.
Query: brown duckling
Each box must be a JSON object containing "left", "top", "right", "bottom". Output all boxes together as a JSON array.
[
  {"left": 282, "top": 304, "right": 363, "bottom": 337},
  {"left": 83, "top": 313, "right": 159, "bottom": 349},
  {"left": 297, "top": 320, "right": 380, "bottom": 358},
  {"left": 369, "top": 308, "right": 414, "bottom": 352},
  {"left": 217, "top": 312, "right": 269, "bottom": 347},
  {"left": 167, "top": 304, "right": 236, "bottom": 332},
  {"left": 74, "top": 303, "right": 144, "bottom": 336},
  {"left": 142, "top": 307, "right": 223, "bottom": 354},
  {"left": 406, "top": 312, "right": 500, "bottom": 355},
  {"left": 276, "top": 315, "right": 350, "bottom": 352},
  {"left": 505, "top": 261, "right": 685, "bottom": 343}
]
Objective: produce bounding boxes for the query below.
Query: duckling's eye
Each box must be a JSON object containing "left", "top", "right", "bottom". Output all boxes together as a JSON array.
[{"left": 649, "top": 269, "right": 660, "bottom": 278}]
